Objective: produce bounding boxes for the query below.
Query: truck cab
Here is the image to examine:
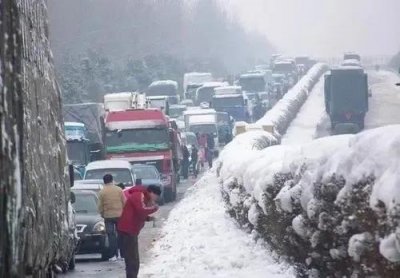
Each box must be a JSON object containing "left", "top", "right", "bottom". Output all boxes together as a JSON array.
[
  {"left": 147, "top": 80, "right": 179, "bottom": 105},
  {"left": 211, "top": 86, "right": 249, "bottom": 122},
  {"left": 104, "top": 108, "right": 179, "bottom": 202},
  {"left": 65, "top": 122, "right": 91, "bottom": 176},
  {"left": 183, "top": 72, "right": 213, "bottom": 100},
  {"left": 324, "top": 66, "right": 369, "bottom": 132}
]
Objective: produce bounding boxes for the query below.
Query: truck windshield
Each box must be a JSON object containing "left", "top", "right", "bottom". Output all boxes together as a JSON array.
[
  {"left": 105, "top": 128, "right": 169, "bottom": 153},
  {"left": 67, "top": 141, "right": 87, "bottom": 165},
  {"left": 189, "top": 124, "right": 217, "bottom": 135},
  {"left": 213, "top": 96, "right": 244, "bottom": 108},
  {"left": 85, "top": 168, "right": 134, "bottom": 186},
  {"left": 196, "top": 87, "right": 215, "bottom": 103},
  {"left": 239, "top": 77, "right": 265, "bottom": 92},
  {"left": 147, "top": 84, "right": 177, "bottom": 97}
]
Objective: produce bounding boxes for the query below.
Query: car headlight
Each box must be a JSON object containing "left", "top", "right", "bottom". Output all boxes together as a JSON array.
[{"left": 93, "top": 221, "right": 105, "bottom": 233}]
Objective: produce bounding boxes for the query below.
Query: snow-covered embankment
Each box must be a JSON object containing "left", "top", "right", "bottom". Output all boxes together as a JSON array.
[{"left": 217, "top": 65, "right": 400, "bottom": 276}]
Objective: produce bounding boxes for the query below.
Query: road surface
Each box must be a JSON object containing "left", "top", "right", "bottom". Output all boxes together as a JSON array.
[{"left": 62, "top": 177, "right": 199, "bottom": 278}]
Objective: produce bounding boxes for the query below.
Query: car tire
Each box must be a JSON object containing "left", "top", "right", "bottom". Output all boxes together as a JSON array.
[{"left": 68, "top": 254, "right": 76, "bottom": 271}]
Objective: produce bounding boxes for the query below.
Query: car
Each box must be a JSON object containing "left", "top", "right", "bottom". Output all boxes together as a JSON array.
[
  {"left": 73, "top": 179, "right": 104, "bottom": 194},
  {"left": 84, "top": 160, "right": 136, "bottom": 188},
  {"left": 130, "top": 164, "right": 164, "bottom": 205},
  {"left": 72, "top": 189, "right": 109, "bottom": 260}
]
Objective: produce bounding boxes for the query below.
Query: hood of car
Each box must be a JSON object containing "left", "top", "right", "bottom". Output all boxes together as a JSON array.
[{"left": 75, "top": 213, "right": 103, "bottom": 227}]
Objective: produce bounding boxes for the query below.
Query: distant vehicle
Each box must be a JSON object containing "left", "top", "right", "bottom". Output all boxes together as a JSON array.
[
  {"left": 180, "top": 99, "right": 194, "bottom": 107},
  {"left": 148, "top": 95, "right": 170, "bottom": 115},
  {"left": 63, "top": 103, "right": 105, "bottom": 161},
  {"left": 72, "top": 189, "right": 109, "bottom": 260},
  {"left": 104, "top": 92, "right": 148, "bottom": 112},
  {"left": 65, "top": 122, "right": 91, "bottom": 175},
  {"left": 324, "top": 66, "right": 369, "bottom": 132},
  {"left": 131, "top": 164, "right": 164, "bottom": 204},
  {"left": 344, "top": 52, "right": 361, "bottom": 62},
  {"left": 341, "top": 59, "right": 361, "bottom": 67},
  {"left": 183, "top": 72, "right": 213, "bottom": 100},
  {"left": 84, "top": 160, "right": 136, "bottom": 188},
  {"left": 104, "top": 107, "right": 181, "bottom": 202},
  {"left": 169, "top": 104, "right": 187, "bottom": 119},
  {"left": 195, "top": 82, "right": 227, "bottom": 105},
  {"left": 216, "top": 112, "right": 233, "bottom": 144},
  {"left": 272, "top": 60, "right": 298, "bottom": 84},
  {"left": 212, "top": 86, "right": 249, "bottom": 122},
  {"left": 73, "top": 179, "right": 103, "bottom": 194},
  {"left": 295, "top": 56, "right": 312, "bottom": 71},
  {"left": 181, "top": 131, "right": 199, "bottom": 150},
  {"left": 255, "top": 64, "right": 270, "bottom": 72},
  {"left": 239, "top": 73, "right": 267, "bottom": 93},
  {"left": 147, "top": 80, "right": 179, "bottom": 105}
]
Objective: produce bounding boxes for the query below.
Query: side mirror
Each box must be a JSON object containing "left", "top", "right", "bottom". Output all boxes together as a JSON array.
[
  {"left": 70, "top": 191, "right": 76, "bottom": 204},
  {"left": 68, "top": 164, "right": 75, "bottom": 187}
]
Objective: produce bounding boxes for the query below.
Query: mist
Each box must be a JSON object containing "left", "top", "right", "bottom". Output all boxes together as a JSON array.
[{"left": 226, "top": 0, "right": 400, "bottom": 57}]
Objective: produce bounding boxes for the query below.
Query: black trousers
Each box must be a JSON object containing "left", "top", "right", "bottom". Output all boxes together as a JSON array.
[{"left": 120, "top": 232, "right": 140, "bottom": 278}]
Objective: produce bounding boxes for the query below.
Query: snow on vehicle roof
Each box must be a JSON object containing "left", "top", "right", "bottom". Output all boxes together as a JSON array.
[
  {"left": 341, "top": 59, "right": 361, "bottom": 66},
  {"left": 183, "top": 108, "right": 216, "bottom": 116},
  {"left": 200, "top": 81, "right": 228, "bottom": 88},
  {"left": 149, "top": 80, "right": 178, "bottom": 88},
  {"left": 214, "top": 86, "right": 242, "bottom": 95},
  {"left": 213, "top": 93, "right": 243, "bottom": 99},
  {"left": 85, "top": 160, "right": 132, "bottom": 171},
  {"left": 170, "top": 104, "right": 186, "bottom": 109},
  {"left": 240, "top": 72, "right": 265, "bottom": 78},
  {"left": 184, "top": 72, "right": 212, "bottom": 78},
  {"left": 188, "top": 114, "right": 216, "bottom": 124},
  {"left": 65, "top": 122, "right": 85, "bottom": 127},
  {"left": 147, "top": 95, "right": 169, "bottom": 100},
  {"left": 104, "top": 92, "right": 134, "bottom": 99}
]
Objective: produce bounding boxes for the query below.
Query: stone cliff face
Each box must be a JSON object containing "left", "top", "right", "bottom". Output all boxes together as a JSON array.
[{"left": 1, "top": 1, "right": 72, "bottom": 276}]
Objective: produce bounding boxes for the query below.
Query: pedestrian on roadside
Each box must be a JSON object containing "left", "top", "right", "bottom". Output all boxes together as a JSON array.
[
  {"left": 117, "top": 185, "right": 161, "bottom": 278},
  {"left": 181, "top": 144, "right": 190, "bottom": 179},
  {"left": 206, "top": 133, "right": 215, "bottom": 168},
  {"left": 191, "top": 144, "right": 198, "bottom": 178},
  {"left": 98, "top": 174, "right": 126, "bottom": 261}
]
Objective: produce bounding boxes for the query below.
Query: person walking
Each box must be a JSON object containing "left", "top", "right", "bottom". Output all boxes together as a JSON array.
[
  {"left": 206, "top": 133, "right": 215, "bottom": 168},
  {"left": 98, "top": 174, "right": 126, "bottom": 261},
  {"left": 181, "top": 144, "right": 190, "bottom": 179},
  {"left": 190, "top": 145, "right": 199, "bottom": 178},
  {"left": 117, "top": 185, "right": 161, "bottom": 278}
]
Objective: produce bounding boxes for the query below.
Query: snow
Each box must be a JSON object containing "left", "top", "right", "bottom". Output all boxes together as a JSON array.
[
  {"left": 379, "top": 232, "right": 400, "bottom": 262},
  {"left": 257, "top": 63, "right": 329, "bottom": 136},
  {"left": 141, "top": 173, "right": 294, "bottom": 278},
  {"left": 348, "top": 232, "right": 373, "bottom": 262},
  {"left": 281, "top": 78, "right": 326, "bottom": 145},
  {"left": 149, "top": 80, "right": 178, "bottom": 88}
]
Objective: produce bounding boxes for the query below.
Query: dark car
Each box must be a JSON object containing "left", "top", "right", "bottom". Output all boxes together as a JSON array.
[
  {"left": 72, "top": 190, "right": 109, "bottom": 260},
  {"left": 131, "top": 164, "right": 165, "bottom": 205}
]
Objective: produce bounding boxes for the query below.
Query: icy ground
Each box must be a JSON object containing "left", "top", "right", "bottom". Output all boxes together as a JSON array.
[
  {"left": 281, "top": 78, "right": 327, "bottom": 145},
  {"left": 141, "top": 172, "right": 294, "bottom": 278}
]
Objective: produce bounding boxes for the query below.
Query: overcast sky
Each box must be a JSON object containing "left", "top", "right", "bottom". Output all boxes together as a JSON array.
[{"left": 225, "top": 0, "right": 400, "bottom": 57}]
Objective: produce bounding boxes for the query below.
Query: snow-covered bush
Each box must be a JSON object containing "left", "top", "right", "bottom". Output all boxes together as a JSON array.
[
  {"left": 258, "top": 63, "right": 329, "bottom": 138},
  {"left": 219, "top": 126, "right": 400, "bottom": 276}
]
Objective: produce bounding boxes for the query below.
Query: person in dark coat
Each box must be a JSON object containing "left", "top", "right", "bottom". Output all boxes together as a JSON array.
[
  {"left": 181, "top": 144, "right": 190, "bottom": 179},
  {"left": 206, "top": 134, "right": 215, "bottom": 168},
  {"left": 190, "top": 145, "right": 198, "bottom": 178}
]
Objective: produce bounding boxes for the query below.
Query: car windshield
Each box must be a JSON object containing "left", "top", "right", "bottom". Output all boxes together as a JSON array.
[
  {"left": 133, "top": 166, "right": 159, "bottom": 180},
  {"left": 189, "top": 124, "right": 217, "bottom": 134},
  {"left": 73, "top": 192, "right": 98, "bottom": 214},
  {"left": 67, "top": 141, "right": 86, "bottom": 165},
  {"left": 212, "top": 96, "right": 244, "bottom": 108},
  {"left": 85, "top": 168, "right": 133, "bottom": 186},
  {"left": 105, "top": 128, "right": 169, "bottom": 153},
  {"left": 239, "top": 77, "right": 265, "bottom": 92}
]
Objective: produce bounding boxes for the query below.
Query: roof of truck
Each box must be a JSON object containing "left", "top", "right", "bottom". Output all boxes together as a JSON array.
[
  {"left": 85, "top": 160, "right": 132, "bottom": 171},
  {"left": 149, "top": 80, "right": 178, "bottom": 88}
]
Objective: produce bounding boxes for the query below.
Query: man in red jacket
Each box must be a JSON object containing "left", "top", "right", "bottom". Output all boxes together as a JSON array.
[{"left": 118, "top": 184, "right": 161, "bottom": 278}]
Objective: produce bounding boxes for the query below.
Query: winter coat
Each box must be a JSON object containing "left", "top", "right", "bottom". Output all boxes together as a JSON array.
[
  {"left": 182, "top": 145, "right": 190, "bottom": 161},
  {"left": 117, "top": 185, "right": 158, "bottom": 236},
  {"left": 98, "top": 184, "right": 125, "bottom": 218},
  {"left": 206, "top": 134, "right": 215, "bottom": 149}
]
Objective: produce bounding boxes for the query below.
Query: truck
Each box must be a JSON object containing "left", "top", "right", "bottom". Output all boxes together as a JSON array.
[
  {"left": 104, "top": 92, "right": 148, "bottom": 112},
  {"left": 147, "top": 80, "right": 179, "bottom": 105},
  {"left": 65, "top": 122, "right": 91, "bottom": 176},
  {"left": 211, "top": 86, "right": 249, "bottom": 122},
  {"left": 324, "top": 66, "right": 369, "bottom": 132},
  {"left": 104, "top": 108, "right": 180, "bottom": 202},
  {"left": 195, "top": 81, "right": 228, "bottom": 106},
  {"left": 183, "top": 72, "right": 213, "bottom": 100}
]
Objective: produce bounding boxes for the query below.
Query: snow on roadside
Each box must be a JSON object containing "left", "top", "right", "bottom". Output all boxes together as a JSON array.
[
  {"left": 365, "top": 70, "right": 400, "bottom": 129},
  {"left": 281, "top": 78, "right": 326, "bottom": 145},
  {"left": 140, "top": 172, "right": 294, "bottom": 278}
]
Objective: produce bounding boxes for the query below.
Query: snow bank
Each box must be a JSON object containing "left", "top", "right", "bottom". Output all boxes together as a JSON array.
[
  {"left": 257, "top": 63, "right": 329, "bottom": 137},
  {"left": 141, "top": 173, "right": 294, "bottom": 278},
  {"left": 219, "top": 125, "right": 400, "bottom": 276}
]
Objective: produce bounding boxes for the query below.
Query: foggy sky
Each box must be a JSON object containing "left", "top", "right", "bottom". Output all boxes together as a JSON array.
[{"left": 226, "top": 0, "right": 400, "bottom": 57}]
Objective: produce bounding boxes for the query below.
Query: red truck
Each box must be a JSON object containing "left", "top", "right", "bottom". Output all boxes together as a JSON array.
[{"left": 104, "top": 108, "right": 181, "bottom": 202}]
